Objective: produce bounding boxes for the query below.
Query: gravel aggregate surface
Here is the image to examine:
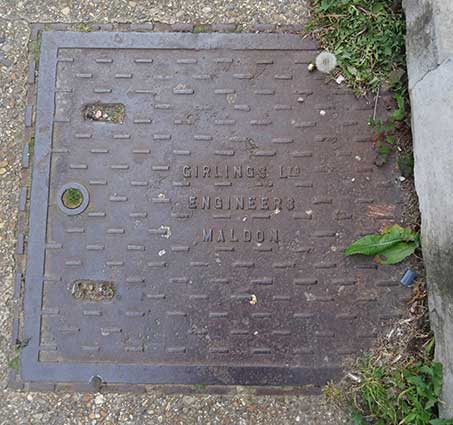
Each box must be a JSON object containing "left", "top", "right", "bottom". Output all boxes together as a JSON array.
[{"left": 0, "top": 1, "right": 351, "bottom": 423}]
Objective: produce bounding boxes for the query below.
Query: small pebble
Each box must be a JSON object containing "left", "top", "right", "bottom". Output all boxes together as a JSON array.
[
  {"left": 336, "top": 74, "right": 345, "bottom": 84},
  {"left": 94, "top": 394, "right": 105, "bottom": 405}
]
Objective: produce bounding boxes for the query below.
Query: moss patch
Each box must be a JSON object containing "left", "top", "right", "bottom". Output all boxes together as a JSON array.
[
  {"left": 30, "top": 31, "right": 42, "bottom": 68},
  {"left": 62, "top": 188, "right": 83, "bottom": 209},
  {"left": 72, "top": 280, "right": 115, "bottom": 301},
  {"left": 193, "top": 24, "right": 210, "bottom": 33},
  {"left": 8, "top": 355, "right": 19, "bottom": 371},
  {"left": 73, "top": 22, "right": 93, "bottom": 32},
  {"left": 83, "top": 103, "right": 125, "bottom": 123}
]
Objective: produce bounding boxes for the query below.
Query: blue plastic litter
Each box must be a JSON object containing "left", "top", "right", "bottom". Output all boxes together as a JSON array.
[{"left": 401, "top": 269, "right": 416, "bottom": 287}]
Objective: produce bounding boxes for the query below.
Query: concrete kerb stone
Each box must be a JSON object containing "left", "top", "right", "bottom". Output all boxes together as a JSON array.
[
  {"left": 404, "top": 0, "right": 453, "bottom": 88},
  {"left": 404, "top": 0, "right": 453, "bottom": 418}
]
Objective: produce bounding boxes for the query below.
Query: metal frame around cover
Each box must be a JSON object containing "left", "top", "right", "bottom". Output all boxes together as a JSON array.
[{"left": 22, "top": 31, "right": 340, "bottom": 386}]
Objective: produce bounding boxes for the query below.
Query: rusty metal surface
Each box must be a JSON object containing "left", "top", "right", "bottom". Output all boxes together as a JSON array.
[{"left": 21, "top": 32, "right": 405, "bottom": 387}]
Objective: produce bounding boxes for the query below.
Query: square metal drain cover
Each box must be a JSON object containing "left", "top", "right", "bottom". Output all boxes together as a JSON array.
[{"left": 20, "top": 32, "right": 405, "bottom": 388}]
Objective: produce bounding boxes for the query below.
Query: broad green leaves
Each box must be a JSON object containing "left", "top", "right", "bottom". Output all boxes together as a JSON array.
[{"left": 345, "top": 224, "right": 420, "bottom": 264}]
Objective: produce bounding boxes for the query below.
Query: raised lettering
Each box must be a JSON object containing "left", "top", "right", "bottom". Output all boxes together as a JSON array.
[
  {"left": 202, "top": 228, "right": 213, "bottom": 242},
  {"left": 233, "top": 165, "right": 242, "bottom": 178},
  {"left": 217, "top": 229, "right": 225, "bottom": 242},
  {"left": 248, "top": 196, "right": 256, "bottom": 209},
  {"left": 270, "top": 229, "right": 279, "bottom": 242},
  {"left": 201, "top": 196, "right": 210, "bottom": 209},
  {"left": 183, "top": 165, "right": 192, "bottom": 177},
  {"left": 256, "top": 230, "right": 264, "bottom": 243},
  {"left": 200, "top": 228, "right": 281, "bottom": 243},
  {"left": 202, "top": 166, "right": 211, "bottom": 178},
  {"left": 188, "top": 196, "right": 197, "bottom": 209},
  {"left": 234, "top": 196, "right": 244, "bottom": 210}
]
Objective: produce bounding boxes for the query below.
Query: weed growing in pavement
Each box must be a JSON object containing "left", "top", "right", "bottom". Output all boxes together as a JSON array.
[
  {"left": 192, "top": 24, "right": 210, "bottom": 33},
  {"left": 30, "top": 31, "right": 41, "bottom": 68},
  {"left": 308, "top": 0, "right": 410, "bottom": 167},
  {"left": 73, "top": 22, "right": 93, "bottom": 32},
  {"left": 8, "top": 354, "right": 19, "bottom": 371},
  {"left": 345, "top": 224, "right": 420, "bottom": 265},
  {"left": 307, "top": 0, "right": 406, "bottom": 95},
  {"left": 324, "top": 327, "right": 453, "bottom": 424},
  {"left": 339, "top": 345, "right": 453, "bottom": 425}
]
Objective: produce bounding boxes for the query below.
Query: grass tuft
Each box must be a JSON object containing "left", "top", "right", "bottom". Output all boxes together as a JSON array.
[
  {"left": 307, "top": 0, "right": 406, "bottom": 96},
  {"left": 30, "top": 31, "right": 42, "bottom": 68},
  {"left": 193, "top": 384, "right": 207, "bottom": 391},
  {"left": 8, "top": 355, "right": 19, "bottom": 371},
  {"left": 350, "top": 355, "right": 453, "bottom": 425},
  {"left": 73, "top": 22, "right": 93, "bottom": 32},
  {"left": 193, "top": 24, "right": 210, "bottom": 33},
  {"left": 323, "top": 309, "right": 453, "bottom": 424},
  {"left": 308, "top": 0, "right": 410, "bottom": 167}
]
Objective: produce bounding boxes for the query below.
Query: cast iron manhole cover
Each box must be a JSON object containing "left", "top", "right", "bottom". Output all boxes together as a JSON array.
[{"left": 20, "top": 31, "right": 405, "bottom": 388}]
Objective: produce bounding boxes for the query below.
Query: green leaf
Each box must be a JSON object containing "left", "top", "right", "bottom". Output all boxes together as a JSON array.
[
  {"left": 430, "top": 419, "right": 453, "bottom": 425},
  {"left": 402, "top": 412, "right": 418, "bottom": 424},
  {"left": 345, "top": 225, "right": 419, "bottom": 257},
  {"left": 391, "top": 94, "right": 406, "bottom": 121},
  {"left": 378, "top": 143, "right": 392, "bottom": 155},
  {"left": 392, "top": 108, "right": 405, "bottom": 122},
  {"left": 347, "top": 65, "right": 359, "bottom": 76},
  {"left": 351, "top": 410, "right": 366, "bottom": 425},
  {"left": 431, "top": 362, "right": 444, "bottom": 396},
  {"left": 375, "top": 241, "right": 417, "bottom": 265},
  {"left": 398, "top": 154, "right": 414, "bottom": 178},
  {"left": 425, "top": 337, "right": 435, "bottom": 356},
  {"left": 385, "top": 135, "right": 395, "bottom": 145}
]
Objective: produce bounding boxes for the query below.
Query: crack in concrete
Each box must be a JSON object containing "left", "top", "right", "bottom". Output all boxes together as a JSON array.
[{"left": 411, "top": 57, "right": 450, "bottom": 90}]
